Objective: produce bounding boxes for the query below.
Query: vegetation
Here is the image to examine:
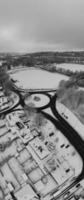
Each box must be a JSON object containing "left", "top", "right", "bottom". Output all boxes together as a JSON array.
[
  {"left": 1, "top": 51, "right": 84, "bottom": 71},
  {"left": 57, "top": 79, "right": 84, "bottom": 124},
  {"left": 0, "top": 66, "right": 15, "bottom": 94}
]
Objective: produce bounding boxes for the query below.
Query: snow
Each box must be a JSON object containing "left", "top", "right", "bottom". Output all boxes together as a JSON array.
[
  {"left": 56, "top": 101, "right": 84, "bottom": 140},
  {"left": 11, "top": 68, "right": 68, "bottom": 90},
  {"left": 25, "top": 94, "right": 50, "bottom": 108},
  {"left": 57, "top": 63, "right": 84, "bottom": 72}
]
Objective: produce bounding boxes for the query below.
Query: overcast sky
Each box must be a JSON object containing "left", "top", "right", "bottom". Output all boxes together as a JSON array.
[{"left": 0, "top": 0, "right": 84, "bottom": 53}]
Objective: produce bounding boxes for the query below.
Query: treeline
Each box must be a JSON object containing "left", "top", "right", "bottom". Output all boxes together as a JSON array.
[
  {"left": 0, "top": 66, "right": 15, "bottom": 94},
  {"left": 57, "top": 71, "right": 84, "bottom": 100},
  {"left": 2, "top": 51, "right": 84, "bottom": 70}
]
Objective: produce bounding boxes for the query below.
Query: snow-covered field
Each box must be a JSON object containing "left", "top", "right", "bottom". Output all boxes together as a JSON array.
[
  {"left": 57, "top": 63, "right": 84, "bottom": 72},
  {"left": 11, "top": 68, "right": 68, "bottom": 90}
]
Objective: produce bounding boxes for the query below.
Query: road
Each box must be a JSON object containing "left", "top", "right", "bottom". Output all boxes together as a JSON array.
[{"left": 4, "top": 88, "right": 84, "bottom": 196}]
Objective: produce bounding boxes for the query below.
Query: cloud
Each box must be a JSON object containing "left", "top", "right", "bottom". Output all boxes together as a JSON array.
[
  {"left": 0, "top": 0, "right": 84, "bottom": 52},
  {"left": 0, "top": 26, "right": 18, "bottom": 41}
]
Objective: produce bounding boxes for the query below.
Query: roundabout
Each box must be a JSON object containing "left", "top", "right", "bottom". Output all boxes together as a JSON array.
[
  {"left": 1, "top": 67, "right": 84, "bottom": 200},
  {"left": 24, "top": 93, "right": 50, "bottom": 109}
]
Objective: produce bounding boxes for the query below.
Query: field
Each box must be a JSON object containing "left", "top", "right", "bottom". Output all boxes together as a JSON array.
[
  {"left": 57, "top": 63, "right": 84, "bottom": 72},
  {"left": 10, "top": 68, "right": 68, "bottom": 90}
]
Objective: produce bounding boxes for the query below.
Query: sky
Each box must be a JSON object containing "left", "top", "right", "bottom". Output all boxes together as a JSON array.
[{"left": 0, "top": 0, "right": 84, "bottom": 53}]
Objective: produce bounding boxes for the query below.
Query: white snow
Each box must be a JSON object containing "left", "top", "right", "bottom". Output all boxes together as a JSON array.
[
  {"left": 25, "top": 94, "right": 50, "bottom": 108},
  {"left": 11, "top": 68, "right": 68, "bottom": 90},
  {"left": 57, "top": 63, "right": 84, "bottom": 72},
  {"left": 56, "top": 101, "right": 84, "bottom": 140}
]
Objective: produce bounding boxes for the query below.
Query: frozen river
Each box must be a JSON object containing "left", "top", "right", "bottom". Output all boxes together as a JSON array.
[{"left": 10, "top": 68, "right": 69, "bottom": 90}]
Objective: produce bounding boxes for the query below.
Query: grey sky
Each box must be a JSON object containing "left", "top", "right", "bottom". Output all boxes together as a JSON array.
[{"left": 0, "top": 0, "right": 84, "bottom": 52}]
